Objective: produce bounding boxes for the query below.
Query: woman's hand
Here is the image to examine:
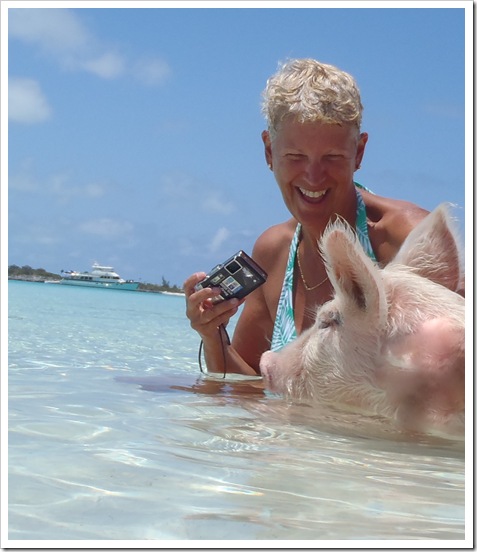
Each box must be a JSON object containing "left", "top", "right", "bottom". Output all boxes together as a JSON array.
[{"left": 183, "top": 272, "right": 242, "bottom": 339}]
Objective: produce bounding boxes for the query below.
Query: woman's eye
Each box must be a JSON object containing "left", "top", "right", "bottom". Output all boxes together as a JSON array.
[{"left": 285, "top": 153, "right": 305, "bottom": 161}]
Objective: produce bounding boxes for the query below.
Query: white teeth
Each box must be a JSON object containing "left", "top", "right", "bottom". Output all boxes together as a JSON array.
[{"left": 299, "top": 188, "right": 326, "bottom": 198}]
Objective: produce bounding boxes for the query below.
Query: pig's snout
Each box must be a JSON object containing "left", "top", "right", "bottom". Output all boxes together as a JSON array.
[
  {"left": 260, "top": 350, "right": 283, "bottom": 394},
  {"left": 259, "top": 350, "right": 277, "bottom": 382}
]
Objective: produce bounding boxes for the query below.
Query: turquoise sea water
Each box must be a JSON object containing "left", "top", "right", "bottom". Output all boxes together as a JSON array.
[{"left": 6, "top": 280, "right": 467, "bottom": 544}]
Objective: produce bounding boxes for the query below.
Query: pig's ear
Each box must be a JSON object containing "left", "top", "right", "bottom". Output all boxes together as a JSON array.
[
  {"left": 321, "top": 222, "right": 387, "bottom": 326},
  {"left": 392, "top": 203, "right": 463, "bottom": 292}
]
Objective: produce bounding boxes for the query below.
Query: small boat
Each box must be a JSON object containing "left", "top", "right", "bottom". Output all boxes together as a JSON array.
[{"left": 45, "top": 263, "right": 140, "bottom": 291}]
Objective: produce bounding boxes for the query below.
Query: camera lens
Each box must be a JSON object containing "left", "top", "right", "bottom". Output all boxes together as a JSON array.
[{"left": 225, "top": 260, "right": 241, "bottom": 275}]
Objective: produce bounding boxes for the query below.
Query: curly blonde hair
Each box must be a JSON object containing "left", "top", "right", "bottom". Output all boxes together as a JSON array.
[{"left": 262, "top": 58, "right": 363, "bottom": 139}]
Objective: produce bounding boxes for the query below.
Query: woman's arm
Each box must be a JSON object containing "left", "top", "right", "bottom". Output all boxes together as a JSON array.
[
  {"left": 184, "top": 272, "right": 268, "bottom": 376},
  {"left": 184, "top": 221, "right": 293, "bottom": 376}
]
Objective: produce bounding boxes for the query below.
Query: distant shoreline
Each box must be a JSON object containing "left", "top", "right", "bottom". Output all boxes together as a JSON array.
[
  {"left": 8, "top": 275, "right": 50, "bottom": 283},
  {"left": 8, "top": 276, "right": 185, "bottom": 296}
]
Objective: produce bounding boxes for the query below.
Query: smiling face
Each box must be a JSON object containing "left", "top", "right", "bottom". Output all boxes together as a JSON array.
[{"left": 263, "top": 118, "right": 368, "bottom": 232}]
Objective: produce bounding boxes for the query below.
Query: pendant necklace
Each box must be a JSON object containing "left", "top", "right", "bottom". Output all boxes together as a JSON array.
[{"left": 296, "top": 240, "right": 328, "bottom": 292}]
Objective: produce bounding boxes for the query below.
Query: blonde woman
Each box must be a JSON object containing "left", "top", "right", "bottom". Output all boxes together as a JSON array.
[{"left": 184, "top": 58, "right": 440, "bottom": 376}]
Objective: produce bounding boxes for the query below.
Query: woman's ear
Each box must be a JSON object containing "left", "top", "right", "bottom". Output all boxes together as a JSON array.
[
  {"left": 261, "top": 130, "right": 273, "bottom": 168},
  {"left": 355, "top": 132, "right": 368, "bottom": 170}
]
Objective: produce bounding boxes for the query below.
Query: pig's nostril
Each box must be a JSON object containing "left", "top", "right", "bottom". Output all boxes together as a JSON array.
[
  {"left": 259, "top": 356, "right": 273, "bottom": 381},
  {"left": 259, "top": 363, "right": 269, "bottom": 378}
]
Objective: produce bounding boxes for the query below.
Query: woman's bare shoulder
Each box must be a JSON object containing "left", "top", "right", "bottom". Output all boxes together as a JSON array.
[
  {"left": 252, "top": 219, "right": 298, "bottom": 265},
  {"left": 361, "top": 189, "right": 429, "bottom": 263},
  {"left": 363, "top": 190, "right": 428, "bottom": 223}
]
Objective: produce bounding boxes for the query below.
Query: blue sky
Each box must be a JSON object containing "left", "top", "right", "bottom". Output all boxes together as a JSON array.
[{"left": 5, "top": 2, "right": 470, "bottom": 287}]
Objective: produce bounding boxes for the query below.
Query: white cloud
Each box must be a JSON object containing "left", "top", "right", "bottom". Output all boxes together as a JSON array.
[
  {"left": 208, "top": 227, "right": 230, "bottom": 255},
  {"left": 13, "top": 224, "right": 61, "bottom": 246},
  {"left": 34, "top": 234, "right": 61, "bottom": 246},
  {"left": 9, "top": 8, "right": 171, "bottom": 86},
  {"left": 83, "top": 183, "right": 106, "bottom": 199},
  {"left": 10, "top": 163, "right": 107, "bottom": 202},
  {"left": 9, "top": 8, "right": 91, "bottom": 57},
  {"left": 81, "top": 52, "right": 125, "bottom": 79},
  {"left": 133, "top": 57, "right": 171, "bottom": 86},
  {"left": 177, "top": 237, "right": 195, "bottom": 257},
  {"left": 160, "top": 172, "right": 195, "bottom": 200},
  {"left": 48, "top": 173, "right": 106, "bottom": 202},
  {"left": 9, "top": 159, "right": 39, "bottom": 191},
  {"left": 160, "top": 172, "right": 236, "bottom": 215},
  {"left": 424, "top": 102, "right": 463, "bottom": 119},
  {"left": 79, "top": 218, "right": 134, "bottom": 240},
  {"left": 202, "top": 195, "right": 235, "bottom": 215},
  {"left": 9, "top": 77, "right": 52, "bottom": 124}
]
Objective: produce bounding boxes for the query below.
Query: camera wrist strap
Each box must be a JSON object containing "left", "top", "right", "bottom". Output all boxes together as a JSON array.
[{"left": 198, "top": 323, "right": 230, "bottom": 378}]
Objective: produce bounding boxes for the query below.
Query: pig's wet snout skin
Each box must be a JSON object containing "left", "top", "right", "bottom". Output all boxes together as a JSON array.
[{"left": 259, "top": 351, "right": 276, "bottom": 387}]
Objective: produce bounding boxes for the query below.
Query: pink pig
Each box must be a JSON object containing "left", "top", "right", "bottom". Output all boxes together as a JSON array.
[{"left": 260, "top": 204, "right": 465, "bottom": 438}]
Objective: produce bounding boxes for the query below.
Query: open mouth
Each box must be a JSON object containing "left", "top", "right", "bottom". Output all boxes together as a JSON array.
[{"left": 298, "top": 187, "right": 328, "bottom": 201}]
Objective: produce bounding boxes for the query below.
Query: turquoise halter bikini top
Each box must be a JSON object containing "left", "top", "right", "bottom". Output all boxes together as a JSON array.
[{"left": 270, "top": 183, "right": 377, "bottom": 352}]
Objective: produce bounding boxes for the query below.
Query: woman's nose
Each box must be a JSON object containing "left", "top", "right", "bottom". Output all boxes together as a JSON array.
[{"left": 304, "top": 159, "right": 326, "bottom": 186}]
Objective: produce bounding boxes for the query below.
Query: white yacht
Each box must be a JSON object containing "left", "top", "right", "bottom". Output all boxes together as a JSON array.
[{"left": 47, "top": 263, "right": 140, "bottom": 291}]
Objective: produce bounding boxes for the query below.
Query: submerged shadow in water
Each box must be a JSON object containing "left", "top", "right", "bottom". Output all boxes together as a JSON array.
[
  {"left": 115, "top": 374, "right": 265, "bottom": 398},
  {"left": 114, "top": 374, "right": 464, "bottom": 453}
]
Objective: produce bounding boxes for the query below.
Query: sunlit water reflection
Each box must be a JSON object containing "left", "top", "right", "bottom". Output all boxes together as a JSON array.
[{"left": 7, "top": 281, "right": 466, "bottom": 543}]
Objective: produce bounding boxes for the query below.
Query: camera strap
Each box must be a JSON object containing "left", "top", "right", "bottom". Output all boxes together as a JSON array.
[{"left": 198, "top": 323, "right": 230, "bottom": 378}]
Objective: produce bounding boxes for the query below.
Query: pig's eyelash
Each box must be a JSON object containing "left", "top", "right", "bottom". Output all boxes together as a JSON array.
[
  {"left": 317, "top": 318, "right": 332, "bottom": 329},
  {"left": 316, "top": 310, "right": 342, "bottom": 329}
]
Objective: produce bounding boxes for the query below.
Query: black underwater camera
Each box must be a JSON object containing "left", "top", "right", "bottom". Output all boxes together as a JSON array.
[{"left": 194, "top": 250, "right": 268, "bottom": 304}]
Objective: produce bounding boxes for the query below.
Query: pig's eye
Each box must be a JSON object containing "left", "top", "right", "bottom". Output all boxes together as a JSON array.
[{"left": 316, "top": 309, "right": 342, "bottom": 329}]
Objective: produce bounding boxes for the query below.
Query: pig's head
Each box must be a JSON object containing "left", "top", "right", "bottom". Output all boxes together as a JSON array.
[{"left": 260, "top": 204, "right": 465, "bottom": 437}]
